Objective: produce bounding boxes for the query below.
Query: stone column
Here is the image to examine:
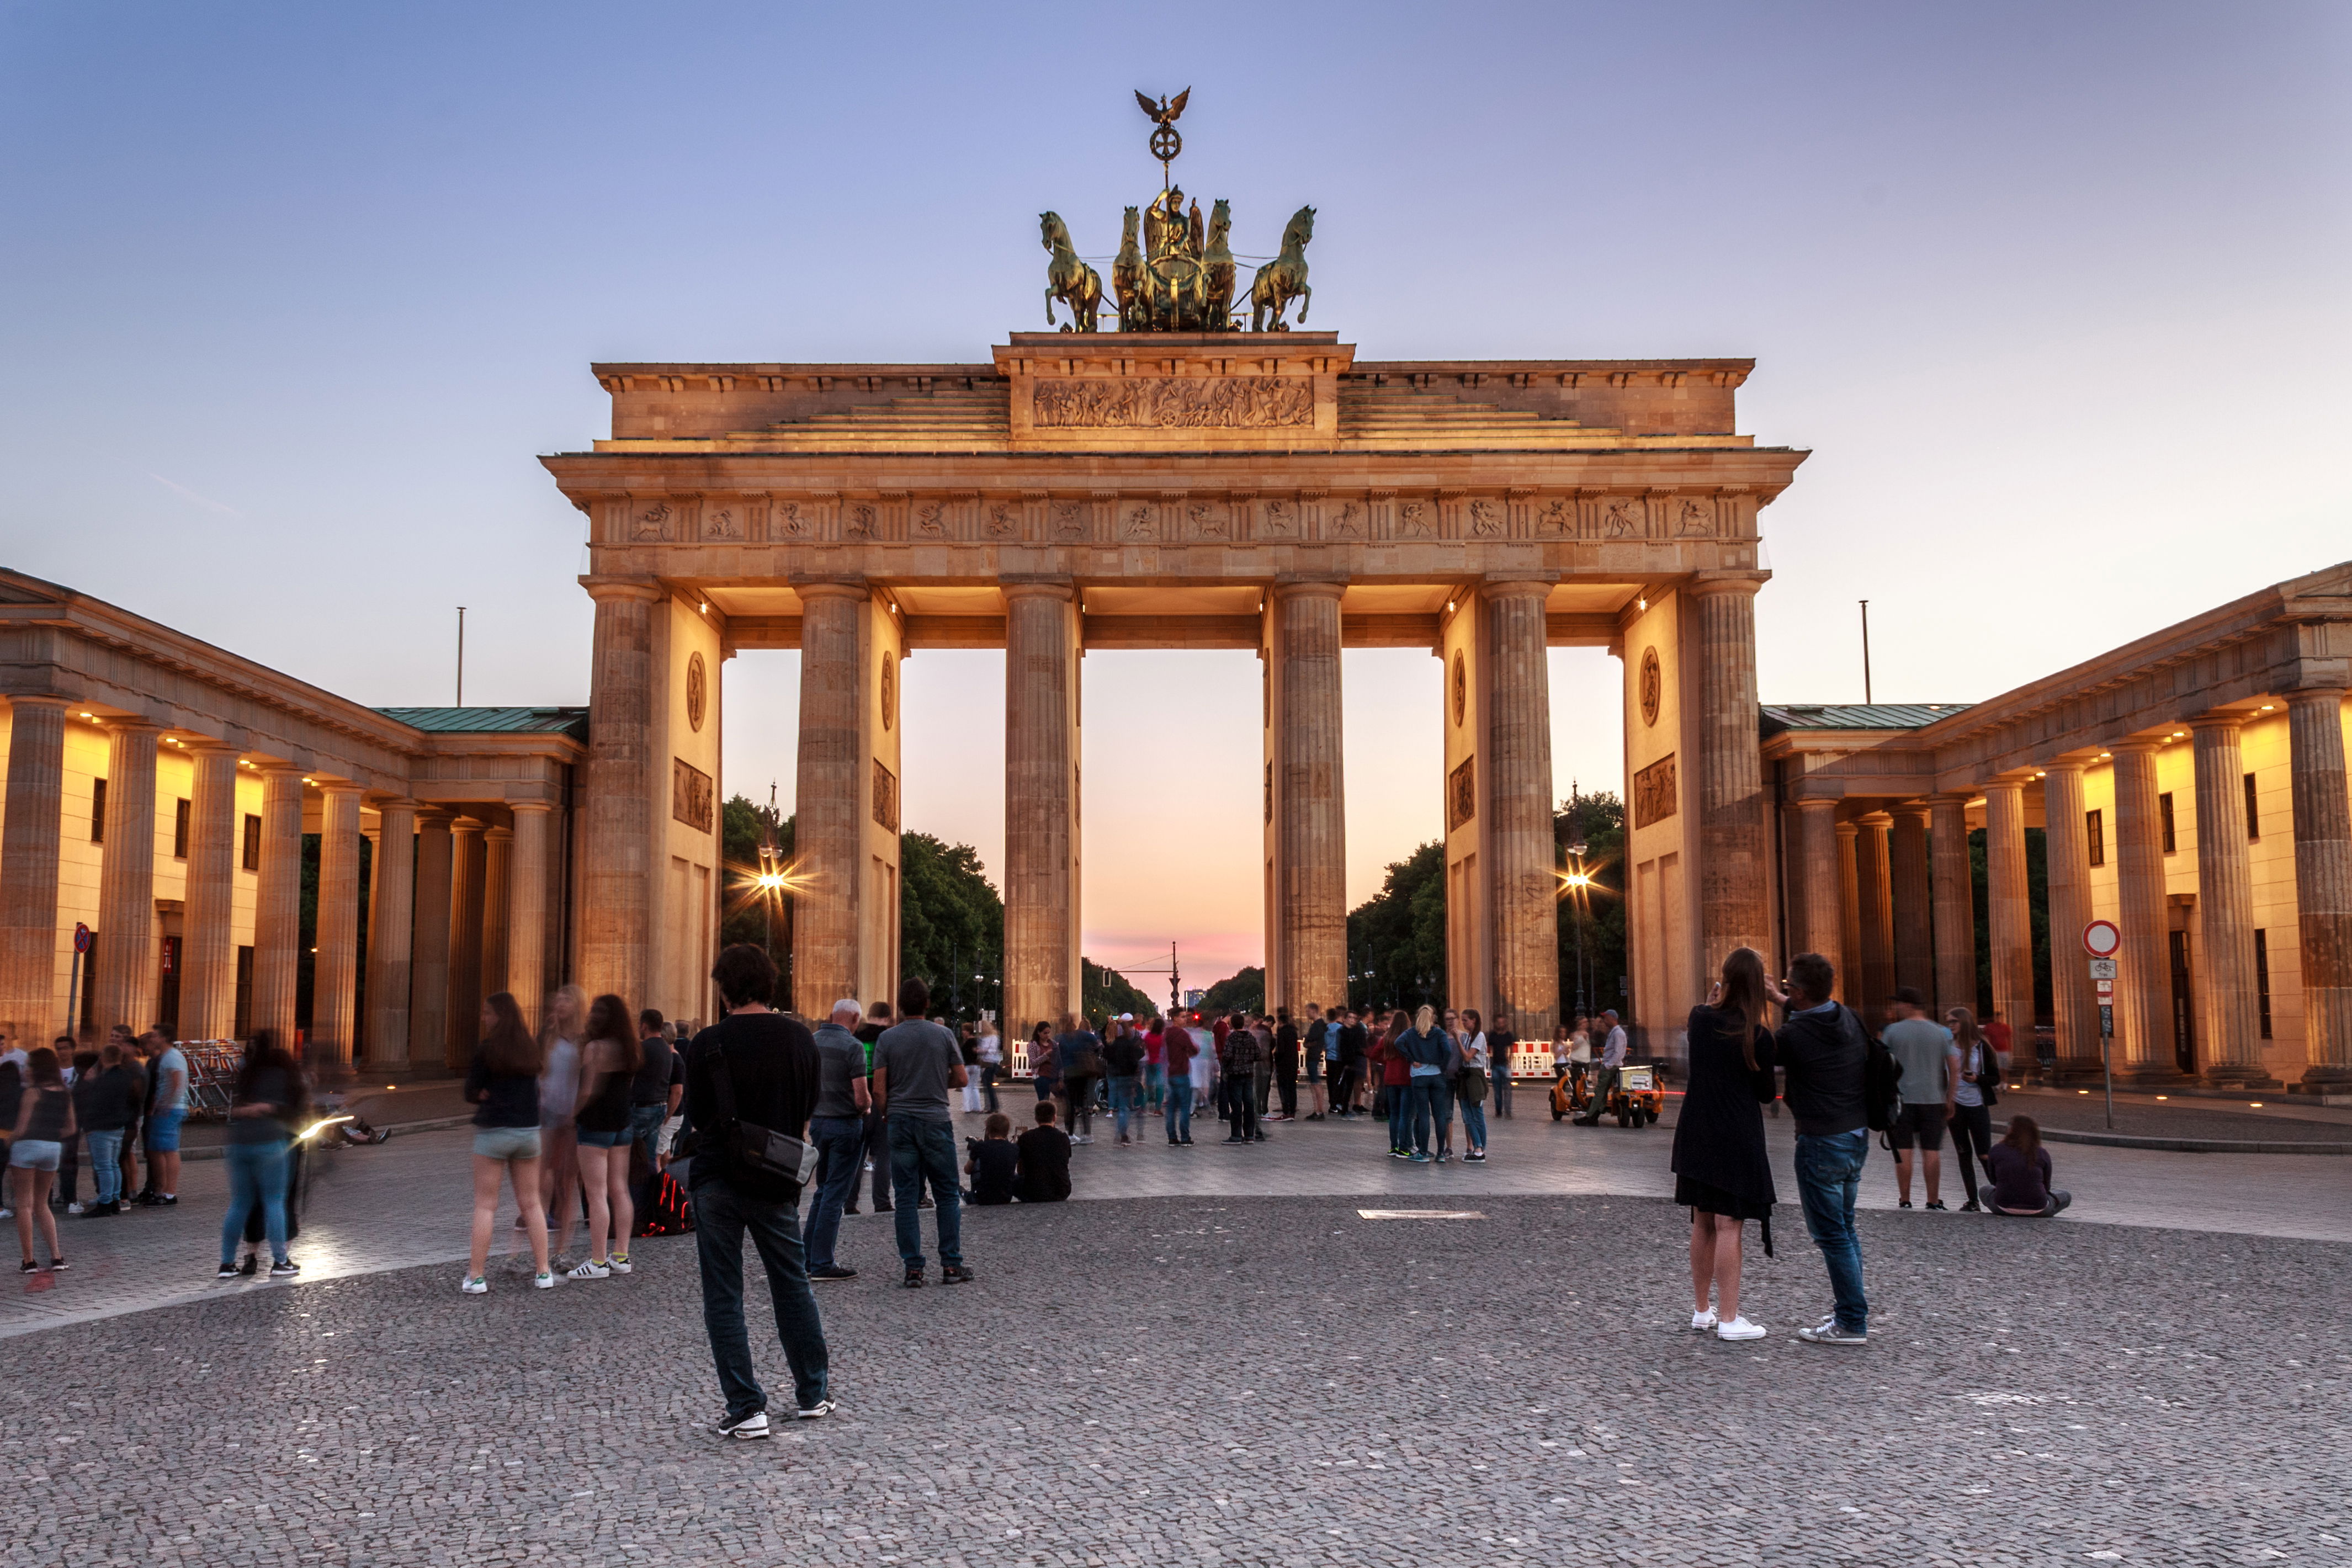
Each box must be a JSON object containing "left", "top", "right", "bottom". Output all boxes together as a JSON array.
[
  {"left": 1854, "top": 811, "right": 1896, "bottom": 1025},
  {"left": 94, "top": 721, "right": 162, "bottom": 1034},
  {"left": 1272, "top": 581, "right": 1348, "bottom": 1018},
  {"left": 1688, "top": 573, "right": 1771, "bottom": 965},
  {"left": 408, "top": 809, "right": 454, "bottom": 1069},
  {"left": 1835, "top": 820, "right": 1861, "bottom": 1004},
  {"left": 2286, "top": 688, "right": 2352, "bottom": 1088},
  {"left": 447, "top": 816, "right": 485, "bottom": 1069},
  {"left": 248, "top": 766, "right": 305, "bottom": 1045},
  {"left": 1890, "top": 804, "right": 1934, "bottom": 1001},
  {"left": 364, "top": 799, "right": 417, "bottom": 1070},
  {"left": 1929, "top": 793, "right": 1977, "bottom": 1018},
  {"left": 310, "top": 784, "right": 364, "bottom": 1067},
  {"left": 0, "top": 698, "right": 67, "bottom": 1043},
  {"left": 579, "top": 578, "right": 662, "bottom": 1006},
  {"left": 2040, "top": 763, "right": 2097, "bottom": 1075},
  {"left": 176, "top": 742, "right": 240, "bottom": 1043},
  {"left": 481, "top": 824, "right": 513, "bottom": 1002},
  {"left": 1795, "top": 798, "right": 1843, "bottom": 977},
  {"left": 507, "top": 804, "right": 551, "bottom": 1029},
  {"left": 1984, "top": 779, "right": 2035, "bottom": 1055},
  {"left": 793, "top": 582, "right": 867, "bottom": 1011},
  {"left": 2189, "top": 714, "right": 2266, "bottom": 1085},
  {"left": 1482, "top": 580, "right": 1559, "bottom": 1040},
  {"left": 1004, "top": 582, "right": 1080, "bottom": 1036},
  {"left": 2109, "top": 742, "right": 2173, "bottom": 1074}
]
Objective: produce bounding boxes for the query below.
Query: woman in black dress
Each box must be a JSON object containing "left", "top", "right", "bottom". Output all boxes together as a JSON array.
[{"left": 1669, "top": 946, "right": 1779, "bottom": 1341}]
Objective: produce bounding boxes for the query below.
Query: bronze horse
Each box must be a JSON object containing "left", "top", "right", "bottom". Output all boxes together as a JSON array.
[
  {"left": 1040, "top": 211, "right": 1102, "bottom": 333},
  {"left": 1111, "top": 206, "right": 1145, "bottom": 328},
  {"left": 1202, "top": 199, "right": 1235, "bottom": 329},
  {"left": 1250, "top": 205, "right": 1314, "bottom": 332}
]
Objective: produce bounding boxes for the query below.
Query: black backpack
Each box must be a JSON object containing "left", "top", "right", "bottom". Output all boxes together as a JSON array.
[{"left": 1851, "top": 1006, "right": 1905, "bottom": 1133}]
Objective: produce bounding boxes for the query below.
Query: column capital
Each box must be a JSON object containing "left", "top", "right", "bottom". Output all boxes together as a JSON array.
[
  {"left": 1477, "top": 576, "right": 1556, "bottom": 602},
  {"left": 1856, "top": 808, "right": 1894, "bottom": 827},
  {"left": 1685, "top": 569, "right": 1770, "bottom": 598},
  {"left": 314, "top": 779, "right": 366, "bottom": 799},
  {"left": 415, "top": 805, "right": 457, "bottom": 827},
  {"left": 2039, "top": 757, "right": 2089, "bottom": 776},
  {"left": 2109, "top": 736, "right": 2163, "bottom": 756},
  {"left": 2189, "top": 710, "right": 2250, "bottom": 735},
  {"left": 450, "top": 815, "right": 486, "bottom": 838},
  {"left": 1270, "top": 576, "right": 1347, "bottom": 601},
  {"left": 508, "top": 799, "right": 554, "bottom": 816},
  {"left": 1892, "top": 800, "right": 1932, "bottom": 823},
  {"left": 370, "top": 795, "right": 421, "bottom": 815},
  {"left": 484, "top": 823, "right": 514, "bottom": 843},
  {"left": 580, "top": 575, "right": 664, "bottom": 605},
  {"left": 2284, "top": 684, "right": 2347, "bottom": 705},
  {"left": 4, "top": 694, "right": 69, "bottom": 713},
  {"left": 256, "top": 760, "right": 305, "bottom": 777},
  {"left": 791, "top": 577, "right": 872, "bottom": 603},
  {"left": 1794, "top": 794, "right": 1841, "bottom": 814},
  {"left": 1001, "top": 578, "right": 1076, "bottom": 603},
  {"left": 102, "top": 716, "right": 163, "bottom": 735},
  {"left": 1835, "top": 819, "right": 1858, "bottom": 841}
]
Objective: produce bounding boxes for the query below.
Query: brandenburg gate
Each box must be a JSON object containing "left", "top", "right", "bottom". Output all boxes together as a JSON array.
[{"left": 540, "top": 116, "right": 1805, "bottom": 1041}]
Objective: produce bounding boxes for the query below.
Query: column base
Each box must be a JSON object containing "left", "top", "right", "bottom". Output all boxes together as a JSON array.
[
  {"left": 2111, "top": 1066, "right": 2194, "bottom": 1088},
  {"left": 2296, "top": 1065, "right": 2352, "bottom": 1092},
  {"left": 2197, "top": 1070, "right": 2283, "bottom": 1093}
]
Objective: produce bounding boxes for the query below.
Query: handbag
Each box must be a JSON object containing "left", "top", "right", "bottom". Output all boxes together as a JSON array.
[
  {"left": 1972, "top": 1043, "right": 2000, "bottom": 1108},
  {"left": 703, "top": 1041, "right": 819, "bottom": 1188}
]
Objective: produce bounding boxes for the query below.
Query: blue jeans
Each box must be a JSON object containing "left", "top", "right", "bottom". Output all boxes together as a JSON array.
[
  {"left": 1794, "top": 1129, "right": 1871, "bottom": 1333},
  {"left": 886, "top": 1118, "right": 963, "bottom": 1270},
  {"left": 1109, "top": 1076, "right": 1143, "bottom": 1140},
  {"left": 627, "top": 1102, "right": 666, "bottom": 1171},
  {"left": 1460, "top": 1098, "right": 1488, "bottom": 1150},
  {"left": 691, "top": 1175, "right": 830, "bottom": 1418},
  {"left": 1408, "top": 1077, "right": 1445, "bottom": 1154},
  {"left": 86, "top": 1129, "right": 123, "bottom": 1205},
  {"left": 1386, "top": 1084, "right": 1411, "bottom": 1150},
  {"left": 800, "top": 1115, "right": 867, "bottom": 1271},
  {"left": 1164, "top": 1080, "right": 1193, "bottom": 1141},
  {"left": 1144, "top": 1062, "right": 1165, "bottom": 1110},
  {"left": 220, "top": 1138, "right": 289, "bottom": 1265}
]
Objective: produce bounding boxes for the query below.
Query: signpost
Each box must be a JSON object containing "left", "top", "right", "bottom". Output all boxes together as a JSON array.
[
  {"left": 2083, "top": 921, "right": 2121, "bottom": 1129},
  {"left": 63, "top": 922, "right": 91, "bottom": 1041}
]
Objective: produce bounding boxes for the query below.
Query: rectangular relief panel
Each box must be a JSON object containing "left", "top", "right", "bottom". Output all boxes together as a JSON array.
[{"left": 671, "top": 757, "right": 714, "bottom": 833}]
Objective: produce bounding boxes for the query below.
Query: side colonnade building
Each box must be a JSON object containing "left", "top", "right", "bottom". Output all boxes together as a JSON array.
[
  {"left": 1762, "top": 563, "right": 2352, "bottom": 1096},
  {"left": 0, "top": 570, "right": 587, "bottom": 1069}
]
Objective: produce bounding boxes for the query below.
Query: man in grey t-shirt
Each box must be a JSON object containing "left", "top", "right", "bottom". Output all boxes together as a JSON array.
[
  {"left": 801, "top": 1001, "right": 873, "bottom": 1280},
  {"left": 871, "top": 978, "right": 970, "bottom": 1287},
  {"left": 1881, "top": 987, "right": 1959, "bottom": 1210}
]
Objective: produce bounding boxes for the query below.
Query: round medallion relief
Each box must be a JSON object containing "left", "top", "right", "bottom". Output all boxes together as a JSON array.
[
  {"left": 685, "top": 651, "right": 707, "bottom": 733},
  {"left": 880, "top": 651, "right": 897, "bottom": 731},
  {"left": 1450, "top": 651, "right": 1467, "bottom": 727},
  {"left": 1639, "top": 647, "right": 1662, "bottom": 727}
]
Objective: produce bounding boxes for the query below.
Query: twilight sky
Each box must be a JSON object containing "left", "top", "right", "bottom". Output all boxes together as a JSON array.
[{"left": 3, "top": 2, "right": 2346, "bottom": 987}]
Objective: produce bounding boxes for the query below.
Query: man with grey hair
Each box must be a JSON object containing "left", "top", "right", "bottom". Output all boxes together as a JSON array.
[{"left": 801, "top": 998, "right": 872, "bottom": 1282}]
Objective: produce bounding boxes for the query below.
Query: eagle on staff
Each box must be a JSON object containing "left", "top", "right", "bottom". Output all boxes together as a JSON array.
[{"left": 1135, "top": 86, "right": 1191, "bottom": 169}]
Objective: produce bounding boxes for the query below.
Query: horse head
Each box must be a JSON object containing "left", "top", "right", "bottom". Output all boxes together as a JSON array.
[
  {"left": 1121, "top": 206, "right": 1140, "bottom": 244},
  {"left": 1285, "top": 205, "right": 1316, "bottom": 251},
  {"left": 1207, "top": 199, "right": 1231, "bottom": 246},
  {"left": 1040, "top": 211, "right": 1068, "bottom": 253}
]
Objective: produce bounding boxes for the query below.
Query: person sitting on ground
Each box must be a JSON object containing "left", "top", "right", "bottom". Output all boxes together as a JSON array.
[
  {"left": 965, "top": 1112, "right": 1018, "bottom": 1205},
  {"left": 1013, "top": 1100, "right": 1073, "bottom": 1203},
  {"left": 1979, "top": 1114, "right": 2071, "bottom": 1217}
]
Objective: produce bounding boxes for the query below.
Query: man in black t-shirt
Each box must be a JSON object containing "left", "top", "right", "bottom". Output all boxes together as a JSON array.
[
  {"left": 629, "top": 1010, "right": 674, "bottom": 1204},
  {"left": 682, "top": 943, "right": 831, "bottom": 1438},
  {"left": 1013, "top": 1100, "right": 1072, "bottom": 1202},
  {"left": 1487, "top": 1012, "right": 1519, "bottom": 1119}
]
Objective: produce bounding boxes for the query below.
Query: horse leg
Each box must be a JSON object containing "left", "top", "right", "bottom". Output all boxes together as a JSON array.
[
  {"left": 1045, "top": 284, "right": 1059, "bottom": 328},
  {"left": 1297, "top": 283, "right": 1310, "bottom": 325}
]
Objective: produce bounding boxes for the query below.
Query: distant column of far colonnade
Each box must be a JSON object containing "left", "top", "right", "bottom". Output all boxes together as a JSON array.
[{"left": 0, "top": 337, "right": 2345, "bottom": 1099}]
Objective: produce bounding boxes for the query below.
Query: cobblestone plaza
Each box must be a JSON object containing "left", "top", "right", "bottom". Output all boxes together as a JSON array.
[{"left": 9, "top": 1105, "right": 2346, "bottom": 1566}]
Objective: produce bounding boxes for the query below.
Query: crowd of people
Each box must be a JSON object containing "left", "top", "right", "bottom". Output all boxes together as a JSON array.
[{"left": 2, "top": 934, "right": 2088, "bottom": 1432}]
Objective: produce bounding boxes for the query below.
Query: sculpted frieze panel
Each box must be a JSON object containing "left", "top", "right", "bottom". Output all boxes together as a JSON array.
[
  {"left": 1601, "top": 495, "right": 1644, "bottom": 539},
  {"left": 1325, "top": 498, "right": 1365, "bottom": 540},
  {"left": 1395, "top": 499, "right": 1434, "bottom": 539},
  {"left": 1031, "top": 376, "right": 1314, "bottom": 429}
]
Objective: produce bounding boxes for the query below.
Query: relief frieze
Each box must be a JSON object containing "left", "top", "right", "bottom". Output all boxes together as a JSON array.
[{"left": 1032, "top": 376, "right": 1313, "bottom": 429}]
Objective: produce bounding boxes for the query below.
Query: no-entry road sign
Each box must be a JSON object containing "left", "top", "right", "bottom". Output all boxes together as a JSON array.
[{"left": 2083, "top": 919, "right": 2122, "bottom": 959}]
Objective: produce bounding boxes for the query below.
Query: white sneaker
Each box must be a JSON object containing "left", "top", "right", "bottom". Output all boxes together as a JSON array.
[
  {"left": 567, "top": 1259, "right": 611, "bottom": 1280},
  {"left": 533, "top": 1271, "right": 557, "bottom": 1289},
  {"left": 460, "top": 1275, "right": 488, "bottom": 1295},
  {"left": 1715, "top": 1316, "right": 1767, "bottom": 1341},
  {"left": 65, "top": 1202, "right": 86, "bottom": 1216},
  {"left": 717, "top": 1410, "right": 769, "bottom": 1440},
  {"left": 607, "top": 1254, "right": 633, "bottom": 1275},
  {"left": 1690, "top": 1310, "right": 1718, "bottom": 1333}
]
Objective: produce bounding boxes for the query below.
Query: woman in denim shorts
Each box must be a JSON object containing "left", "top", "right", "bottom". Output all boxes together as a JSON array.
[
  {"left": 11, "top": 1047, "right": 76, "bottom": 1274},
  {"left": 463, "top": 993, "right": 553, "bottom": 1294}
]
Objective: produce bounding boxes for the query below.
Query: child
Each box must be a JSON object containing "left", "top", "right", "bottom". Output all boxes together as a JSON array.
[
  {"left": 965, "top": 1112, "right": 1018, "bottom": 1205},
  {"left": 1014, "top": 1100, "right": 1072, "bottom": 1203}
]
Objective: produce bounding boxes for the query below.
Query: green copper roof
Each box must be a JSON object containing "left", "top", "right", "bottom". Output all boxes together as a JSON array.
[
  {"left": 379, "top": 706, "right": 589, "bottom": 740},
  {"left": 1759, "top": 702, "right": 1970, "bottom": 735}
]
